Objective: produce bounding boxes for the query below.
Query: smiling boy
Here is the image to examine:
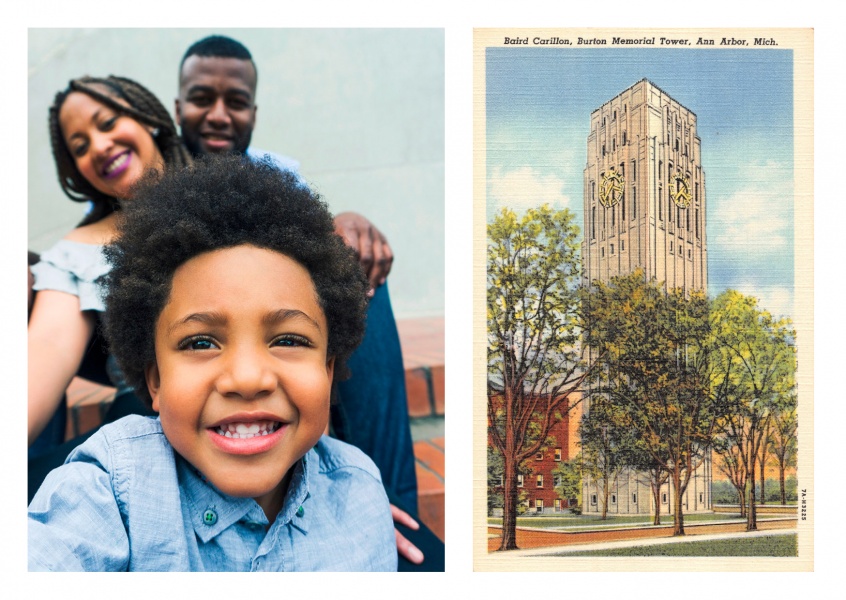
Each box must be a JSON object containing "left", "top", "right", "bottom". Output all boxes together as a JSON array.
[{"left": 28, "top": 155, "right": 397, "bottom": 571}]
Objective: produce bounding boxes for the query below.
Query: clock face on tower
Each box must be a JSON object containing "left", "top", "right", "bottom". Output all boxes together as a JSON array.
[
  {"left": 599, "top": 168, "right": 624, "bottom": 208},
  {"left": 669, "top": 171, "right": 692, "bottom": 208}
]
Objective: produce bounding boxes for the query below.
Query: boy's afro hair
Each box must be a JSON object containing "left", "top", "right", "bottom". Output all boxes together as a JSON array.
[{"left": 101, "top": 154, "right": 369, "bottom": 406}]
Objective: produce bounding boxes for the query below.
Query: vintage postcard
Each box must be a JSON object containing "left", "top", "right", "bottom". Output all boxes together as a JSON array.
[{"left": 474, "top": 28, "right": 812, "bottom": 571}]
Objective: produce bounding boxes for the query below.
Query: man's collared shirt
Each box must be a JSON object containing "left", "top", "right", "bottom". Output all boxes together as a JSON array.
[{"left": 29, "top": 416, "right": 397, "bottom": 571}]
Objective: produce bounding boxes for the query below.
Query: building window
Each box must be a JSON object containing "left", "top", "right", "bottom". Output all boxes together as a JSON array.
[
  {"left": 687, "top": 205, "right": 691, "bottom": 231},
  {"left": 662, "top": 493, "right": 668, "bottom": 504},
  {"left": 669, "top": 241, "right": 673, "bottom": 253},
  {"left": 611, "top": 205, "right": 615, "bottom": 228},
  {"left": 700, "top": 493, "right": 704, "bottom": 503},
  {"left": 612, "top": 137, "right": 616, "bottom": 152},
  {"left": 537, "top": 474, "right": 544, "bottom": 488},
  {"left": 602, "top": 144, "right": 606, "bottom": 157},
  {"left": 613, "top": 110, "right": 617, "bottom": 121},
  {"left": 658, "top": 195, "right": 663, "bottom": 221},
  {"left": 631, "top": 188, "right": 636, "bottom": 220},
  {"left": 554, "top": 475, "right": 562, "bottom": 487},
  {"left": 601, "top": 247, "right": 605, "bottom": 258},
  {"left": 610, "top": 244, "right": 615, "bottom": 255},
  {"left": 517, "top": 474, "right": 524, "bottom": 488},
  {"left": 621, "top": 197, "right": 626, "bottom": 222},
  {"left": 591, "top": 494, "right": 597, "bottom": 505},
  {"left": 535, "top": 451, "right": 543, "bottom": 461},
  {"left": 622, "top": 131, "right": 627, "bottom": 145},
  {"left": 555, "top": 499, "right": 562, "bottom": 512},
  {"left": 696, "top": 208, "right": 700, "bottom": 239},
  {"left": 602, "top": 116, "right": 606, "bottom": 127},
  {"left": 611, "top": 494, "right": 616, "bottom": 504},
  {"left": 554, "top": 448, "right": 562, "bottom": 462},
  {"left": 536, "top": 499, "right": 544, "bottom": 513},
  {"left": 688, "top": 249, "right": 692, "bottom": 259},
  {"left": 591, "top": 205, "right": 596, "bottom": 240},
  {"left": 621, "top": 239, "right": 625, "bottom": 252},
  {"left": 632, "top": 493, "right": 637, "bottom": 504},
  {"left": 631, "top": 160, "right": 636, "bottom": 181}
]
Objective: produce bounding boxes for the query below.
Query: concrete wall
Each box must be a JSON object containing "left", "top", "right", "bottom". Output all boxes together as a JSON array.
[{"left": 28, "top": 28, "right": 444, "bottom": 320}]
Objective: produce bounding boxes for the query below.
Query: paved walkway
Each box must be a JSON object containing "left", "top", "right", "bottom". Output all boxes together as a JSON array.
[
  {"left": 501, "top": 527, "right": 797, "bottom": 557},
  {"left": 487, "top": 517, "right": 797, "bottom": 552}
]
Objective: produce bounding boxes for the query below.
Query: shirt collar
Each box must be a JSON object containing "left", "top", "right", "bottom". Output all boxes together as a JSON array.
[{"left": 177, "top": 450, "right": 314, "bottom": 543}]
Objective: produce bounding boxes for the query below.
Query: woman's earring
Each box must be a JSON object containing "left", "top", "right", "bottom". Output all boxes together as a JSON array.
[{"left": 150, "top": 127, "right": 160, "bottom": 138}]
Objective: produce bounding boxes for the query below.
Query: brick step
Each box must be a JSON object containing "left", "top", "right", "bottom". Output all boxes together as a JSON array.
[
  {"left": 413, "top": 436, "right": 445, "bottom": 542},
  {"left": 397, "top": 317, "right": 444, "bottom": 418}
]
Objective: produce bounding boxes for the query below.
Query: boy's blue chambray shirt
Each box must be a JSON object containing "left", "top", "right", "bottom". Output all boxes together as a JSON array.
[{"left": 28, "top": 416, "right": 397, "bottom": 571}]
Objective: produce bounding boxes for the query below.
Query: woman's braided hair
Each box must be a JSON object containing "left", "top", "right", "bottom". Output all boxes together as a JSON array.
[{"left": 48, "top": 75, "right": 192, "bottom": 226}]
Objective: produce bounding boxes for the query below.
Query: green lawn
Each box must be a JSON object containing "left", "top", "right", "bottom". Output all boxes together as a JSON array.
[
  {"left": 487, "top": 512, "right": 744, "bottom": 529},
  {"left": 543, "top": 534, "right": 797, "bottom": 557}
]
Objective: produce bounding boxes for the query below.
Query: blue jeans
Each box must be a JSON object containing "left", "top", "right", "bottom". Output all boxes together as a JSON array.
[{"left": 331, "top": 283, "right": 418, "bottom": 514}]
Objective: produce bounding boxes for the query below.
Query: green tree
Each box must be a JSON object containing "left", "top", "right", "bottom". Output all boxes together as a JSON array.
[
  {"left": 487, "top": 205, "right": 596, "bottom": 551},
  {"left": 582, "top": 272, "right": 725, "bottom": 536},
  {"left": 711, "top": 291, "right": 796, "bottom": 531},
  {"left": 768, "top": 395, "right": 798, "bottom": 505},
  {"left": 553, "top": 456, "right": 583, "bottom": 510},
  {"left": 577, "top": 395, "right": 639, "bottom": 519}
]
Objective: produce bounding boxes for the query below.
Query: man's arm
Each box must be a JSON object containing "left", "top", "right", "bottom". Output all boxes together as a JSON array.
[{"left": 333, "top": 212, "right": 394, "bottom": 289}]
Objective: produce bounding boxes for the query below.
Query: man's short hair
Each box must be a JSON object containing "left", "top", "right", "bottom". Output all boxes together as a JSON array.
[{"left": 180, "top": 35, "right": 256, "bottom": 78}]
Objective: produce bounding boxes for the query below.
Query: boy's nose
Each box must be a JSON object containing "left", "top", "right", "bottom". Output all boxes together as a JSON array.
[{"left": 215, "top": 347, "right": 277, "bottom": 400}]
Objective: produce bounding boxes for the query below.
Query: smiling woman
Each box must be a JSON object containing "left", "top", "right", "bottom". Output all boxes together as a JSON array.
[{"left": 28, "top": 76, "right": 191, "bottom": 452}]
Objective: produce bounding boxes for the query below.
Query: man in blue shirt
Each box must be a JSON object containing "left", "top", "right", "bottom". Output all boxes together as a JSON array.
[{"left": 175, "top": 35, "right": 439, "bottom": 569}]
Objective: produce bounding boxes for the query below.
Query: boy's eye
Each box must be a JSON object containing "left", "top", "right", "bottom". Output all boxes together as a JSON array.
[
  {"left": 178, "top": 336, "right": 218, "bottom": 351},
  {"left": 271, "top": 335, "right": 311, "bottom": 348}
]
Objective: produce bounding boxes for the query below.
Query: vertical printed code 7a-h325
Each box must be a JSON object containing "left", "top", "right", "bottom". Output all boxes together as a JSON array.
[{"left": 473, "top": 28, "right": 812, "bottom": 571}]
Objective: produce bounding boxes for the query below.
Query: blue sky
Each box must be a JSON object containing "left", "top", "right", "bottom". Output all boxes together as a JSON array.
[{"left": 485, "top": 48, "right": 795, "bottom": 319}]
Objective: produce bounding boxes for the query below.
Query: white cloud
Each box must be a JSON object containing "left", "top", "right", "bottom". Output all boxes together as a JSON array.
[
  {"left": 709, "top": 160, "right": 793, "bottom": 258},
  {"left": 729, "top": 284, "right": 794, "bottom": 321},
  {"left": 487, "top": 166, "right": 574, "bottom": 217}
]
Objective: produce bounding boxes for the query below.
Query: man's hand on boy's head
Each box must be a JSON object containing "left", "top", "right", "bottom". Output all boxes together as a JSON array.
[
  {"left": 390, "top": 504, "right": 424, "bottom": 565},
  {"left": 333, "top": 212, "right": 394, "bottom": 290}
]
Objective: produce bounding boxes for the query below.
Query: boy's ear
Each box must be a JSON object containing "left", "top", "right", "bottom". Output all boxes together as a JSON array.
[{"left": 145, "top": 362, "right": 162, "bottom": 412}]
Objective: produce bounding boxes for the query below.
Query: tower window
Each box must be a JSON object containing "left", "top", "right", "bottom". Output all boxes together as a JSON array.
[
  {"left": 610, "top": 244, "right": 615, "bottom": 255},
  {"left": 591, "top": 206, "right": 596, "bottom": 240},
  {"left": 669, "top": 241, "right": 673, "bottom": 253},
  {"left": 621, "top": 239, "right": 625, "bottom": 252}
]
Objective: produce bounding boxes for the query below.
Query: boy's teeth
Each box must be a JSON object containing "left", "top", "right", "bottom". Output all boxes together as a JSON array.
[{"left": 215, "top": 421, "right": 280, "bottom": 439}]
